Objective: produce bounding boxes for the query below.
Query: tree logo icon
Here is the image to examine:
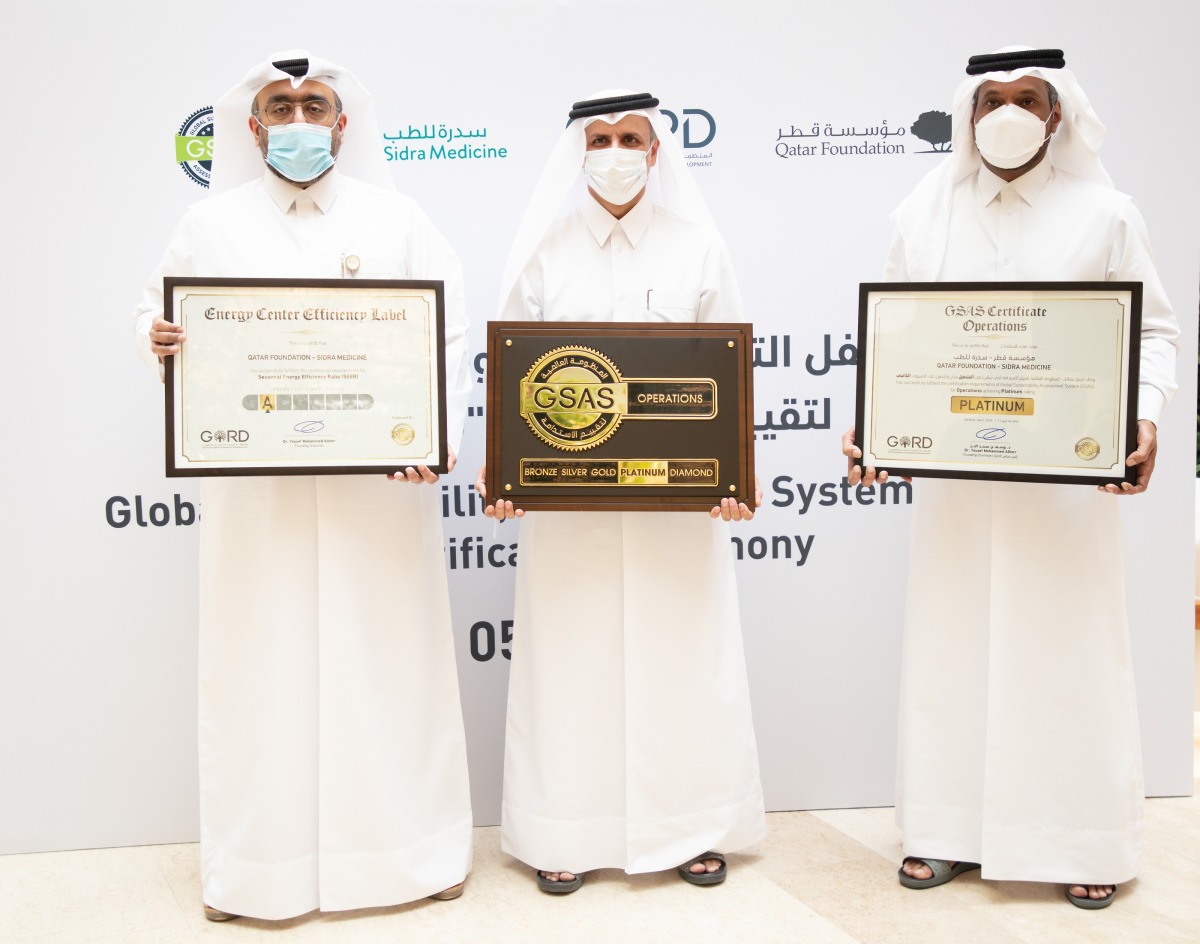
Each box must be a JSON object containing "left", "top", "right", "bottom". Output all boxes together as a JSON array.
[{"left": 910, "top": 111, "right": 952, "bottom": 153}]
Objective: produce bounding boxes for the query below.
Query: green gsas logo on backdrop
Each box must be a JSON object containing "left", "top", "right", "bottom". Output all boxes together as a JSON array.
[{"left": 176, "top": 106, "right": 213, "bottom": 188}]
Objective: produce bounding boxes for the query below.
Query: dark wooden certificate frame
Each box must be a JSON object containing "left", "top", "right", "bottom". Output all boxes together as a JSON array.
[
  {"left": 855, "top": 281, "right": 1141, "bottom": 486},
  {"left": 164, "top": 277, "right": 448, "bottom": 477},
  {"left": 486, "top": 321, "right": 755, "bottom": 511}
]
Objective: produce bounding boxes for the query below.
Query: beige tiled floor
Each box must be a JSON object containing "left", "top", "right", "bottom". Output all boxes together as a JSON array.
[{"left": 3, "top": 724, "right": 1198, "bottom": 944}]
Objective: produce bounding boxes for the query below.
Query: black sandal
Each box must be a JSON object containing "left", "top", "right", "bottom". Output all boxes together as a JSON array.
[
  {"left": 677, "top": 851, "right": 726, "bottom": 885},
  {"left": 536, "top": 869, "right": 584, "bottom": 894}
]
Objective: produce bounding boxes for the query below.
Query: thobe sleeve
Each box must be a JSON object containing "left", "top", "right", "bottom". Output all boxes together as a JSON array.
[
  {"left": 132, "top": 212, "right": 197, "bottom": 376},
  {"left": 1108, "top": 200, "right": 1179, "bottom": 425},
  {"left": 697, "top": 235, "right": 745, "bottom": 323},
  {"left": 500, "top": 252, "right": 545, "bottom": 322},
  {"left": 882, "top": 223, "right": 912, "bottom": 283},
  {"left": 406, "top": 205, "right": 471, "bottom": 457}
]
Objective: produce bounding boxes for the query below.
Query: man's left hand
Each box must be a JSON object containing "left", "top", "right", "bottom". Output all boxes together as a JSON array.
[
  {"left": 390, "top": 449, "right": 456, "bottom": 484},
  {"left": 1100, "top": 420, "right": 1156, "bottom": 495},
  {"left": 711, "top": 476, "right": 763, "bottom": 521}
]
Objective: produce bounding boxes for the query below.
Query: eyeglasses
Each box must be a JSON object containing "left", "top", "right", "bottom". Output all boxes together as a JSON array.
[{"left": 256, "top": 98, "right": 338, "bottom": 126}]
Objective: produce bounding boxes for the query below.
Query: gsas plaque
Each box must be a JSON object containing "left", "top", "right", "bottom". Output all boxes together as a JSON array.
[{"left": 486, "top": 322, "right": 755, "bottom": 511}]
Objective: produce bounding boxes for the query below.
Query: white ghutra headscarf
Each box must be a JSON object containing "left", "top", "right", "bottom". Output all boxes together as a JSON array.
[
  {"left": 895, "top": 46, "right": 1112, "bottom": 280},
  {"left": 498, "top": 88, "right": 716, "bottom": 314},
  {"left": 209, "top": 50, "right": 393, "bottom": 194}
]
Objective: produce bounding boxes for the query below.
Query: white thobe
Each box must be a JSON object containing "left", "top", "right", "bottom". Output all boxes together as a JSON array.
[
  {"left": 133, "top": 170, "right": 473, "bottom": 919},
  {"left": 885, "top": 158, "right": 1179, "bottom": 883},
  {"left": 500, "top": 196, "right": 766, "bottom": 875}
]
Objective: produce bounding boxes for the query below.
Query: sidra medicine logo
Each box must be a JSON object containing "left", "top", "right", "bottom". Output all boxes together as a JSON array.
[{"left": 176, "top": 106, "right": 214, "bottom": 188}]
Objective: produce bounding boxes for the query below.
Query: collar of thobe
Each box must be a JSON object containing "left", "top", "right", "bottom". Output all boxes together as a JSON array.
[
  {"left": 263, "top": 167, "right": 342, "bottom": 215},
  {"left": 582, "top": 191, "right": 652, "bottom": 247},
  {"left": 976, "top": 155, "right": 1052, "bottom": 208}
]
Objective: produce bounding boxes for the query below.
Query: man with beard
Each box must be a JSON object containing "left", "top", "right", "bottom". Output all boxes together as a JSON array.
[
  {"left": 845, "top": 47, "right": 1179, "bottom": 909},
  {"left": 133, "top": 52, "right": 473, "bottom": 921}
]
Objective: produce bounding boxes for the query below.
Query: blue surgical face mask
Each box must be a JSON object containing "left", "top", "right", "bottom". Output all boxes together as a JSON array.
[{"left": 263, "top": 122, "right": 336, "bottom": 183}]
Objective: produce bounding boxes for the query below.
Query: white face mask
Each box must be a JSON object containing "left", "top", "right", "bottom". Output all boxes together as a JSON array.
[
  {"left": 584, "top": 147, "right": 649, "bottom": 206},
  {"left": 973, "top": 104, "right": 1052, "bottom": 170}
]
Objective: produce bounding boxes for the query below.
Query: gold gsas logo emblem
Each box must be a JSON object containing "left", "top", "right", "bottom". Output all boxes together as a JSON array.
[{"left": 519, "top": 347, "right": 628, "bottom": 451}]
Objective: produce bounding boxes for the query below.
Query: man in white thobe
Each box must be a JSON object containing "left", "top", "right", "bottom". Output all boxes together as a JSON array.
[
  {"left": 133, "top": 52, "right": 473, "bottom": 921},
  {"left": 479, "top": 91, "right": 766, "bottom": 893},
  {"left": 846, "top": 47, "right": 1179, "bottom": 909}
]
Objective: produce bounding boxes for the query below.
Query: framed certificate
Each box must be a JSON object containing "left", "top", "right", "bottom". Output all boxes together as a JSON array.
[
  {"left": 164, "top": 277, "right": 447, "bottom": 476},
  {"left": 855, "top": 282, "right": 1141, "bottom": 485},
  {"left": 485, "top": 321, "right": 755, "bottom": 511}
]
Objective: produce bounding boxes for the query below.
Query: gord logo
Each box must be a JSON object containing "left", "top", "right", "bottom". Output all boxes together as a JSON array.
[
  {"left": 886, "top": 434, "right": 933, "bottom": 449},
  {"left": 661, "top": 107, "right": 716, "bottom": 168},
  {"left": 176, "top": 106, "right": 213, "bottom": 188},
  {"left": 200, "top": 429, "right": 250, "bottom": 443},
  {"left": 660, "top": 108, "right": 716, "bottom": 149}
]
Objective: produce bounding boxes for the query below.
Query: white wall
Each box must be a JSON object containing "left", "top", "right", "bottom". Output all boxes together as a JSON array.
[{"left": 1, "top": 0, "right": 1195, "bottom": 853}]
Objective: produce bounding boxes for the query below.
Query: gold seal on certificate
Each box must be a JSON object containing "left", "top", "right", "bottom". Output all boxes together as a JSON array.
[
  {"left": 164, "top": 277, "right": 448, "bottom": 476},
  {"left": 854, "top": 282, "right": 1141, "bottom": 486}
]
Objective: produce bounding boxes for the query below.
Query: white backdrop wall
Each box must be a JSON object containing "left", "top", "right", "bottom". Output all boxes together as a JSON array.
[{"left": 1, "top": 1, "right": 1195, "bottom": 854}]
